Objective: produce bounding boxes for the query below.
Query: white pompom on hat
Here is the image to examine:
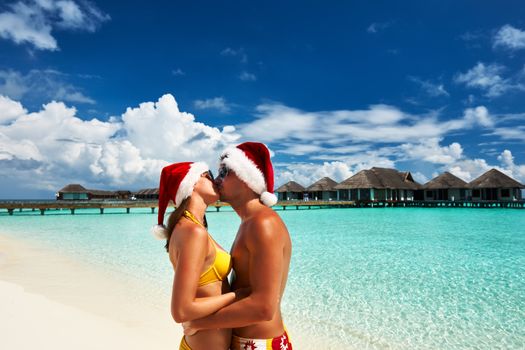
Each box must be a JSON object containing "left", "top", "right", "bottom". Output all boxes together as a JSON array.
[
  {"left": 150, "top": 161, "right": 209, "bottom": 240},
  {"left": 220, "top": 142, "right": 278, "bottom": 207}
]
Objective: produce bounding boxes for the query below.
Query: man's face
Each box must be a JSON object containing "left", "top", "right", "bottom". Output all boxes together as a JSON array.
[{"left": 215, "top": 165, "right": 246, "bottom": 202}]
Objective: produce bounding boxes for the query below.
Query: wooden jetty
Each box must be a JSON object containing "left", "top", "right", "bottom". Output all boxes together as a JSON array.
[
  {"left": 1, "top": 199, "right": 523, "bottom": 216},
  {"left": 0, "top": 200, "right": 356, "bottom": 215}
]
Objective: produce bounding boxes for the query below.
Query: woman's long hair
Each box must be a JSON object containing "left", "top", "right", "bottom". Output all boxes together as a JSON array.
[{"left": 164, "top": 197, "right": 208, "bottom": 252}]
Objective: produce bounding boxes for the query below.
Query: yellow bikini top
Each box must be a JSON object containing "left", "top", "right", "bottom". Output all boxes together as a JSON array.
[{"left": 183, "top": 210, "right": 232, "bottom": 286}]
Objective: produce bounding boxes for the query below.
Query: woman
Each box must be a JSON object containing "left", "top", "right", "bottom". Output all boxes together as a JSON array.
[{"left": 151, "top": 161, "right": 240, "bottom": 350}]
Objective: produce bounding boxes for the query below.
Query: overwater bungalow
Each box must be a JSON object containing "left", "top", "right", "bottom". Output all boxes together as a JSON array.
[
  {"left": 275, "top": 181, "right": 306, "bottom": 201},
  {"left": 468, "top": 168, "right": 524, "bottom": 201},
  {"left": 335, "top": 167, "right": 422, "bottom": 201},
  {"left": 305, "top": 177, "right": 338, "bottom": 201},
  {"left": 134, "top": 188, "right": 159, "bottom": 200},
  {"left": 57, "top": 184, "right": 90, "bottom": 200},
  {"left": 57, "top": 184, "right": 132, "bottom": 201},
  {"left": 89, "top": 189, "right": 118, "bottom": 200},
  {"left": 423, "top": 172, "right": 469, "bottom": 201},
  {"left": 114, "top": 190, "right": 132, "bottom": 200}
]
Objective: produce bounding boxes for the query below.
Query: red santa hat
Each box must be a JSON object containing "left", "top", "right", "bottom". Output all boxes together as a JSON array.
[
  {"left": 150, "top": 161, "right": 209, "bottom": 240},
  {"left": 220, "top": 142, "right": 278, "bottom": 207}
]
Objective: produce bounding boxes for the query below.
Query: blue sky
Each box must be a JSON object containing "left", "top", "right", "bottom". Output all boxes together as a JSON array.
[{"left": 0, "top": 0, "right": 524, "bottom": 198}]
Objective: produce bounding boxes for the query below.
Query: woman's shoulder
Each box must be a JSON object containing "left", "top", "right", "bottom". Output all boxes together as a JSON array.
[{"left": 172, "top": 221, "right": 208, "bottom": 245}]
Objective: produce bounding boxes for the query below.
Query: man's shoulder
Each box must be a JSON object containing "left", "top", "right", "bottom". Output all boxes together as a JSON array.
[{"left": 244, "top": 209, "right": 287, "bottom": 243}]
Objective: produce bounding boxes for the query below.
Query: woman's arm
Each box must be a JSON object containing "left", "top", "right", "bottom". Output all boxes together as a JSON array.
[{"left": 170, "top": 225, "right": 236, "bottom": 323}]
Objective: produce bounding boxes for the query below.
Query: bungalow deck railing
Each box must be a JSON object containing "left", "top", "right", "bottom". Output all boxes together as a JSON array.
[{"left": 1, "top": 198, "right": 523, "bottom": 215}]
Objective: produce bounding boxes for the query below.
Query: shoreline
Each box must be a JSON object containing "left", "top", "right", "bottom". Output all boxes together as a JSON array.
[
  {"left": 0, "top": 232, "right": 318, "bottom": 349},
  {"left": 0, "top": 233, "right": 181, "bottom": 350}
]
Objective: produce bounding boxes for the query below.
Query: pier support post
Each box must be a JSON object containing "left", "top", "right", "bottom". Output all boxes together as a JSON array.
[
  {"left": 100, "top": 208, "right": 104, "bottom": 214},
  {"left": 283, "top": 206, "right": 286, "bottom": 210},
  {"left": 8, "top": 209, "right": 14, "bottom": 215},
  {"left": 296, "top": 205, "right": 299, "bottom": 210},
  {"left": 126, "top": 208, "right": 130, "bottom": 214},
  {"left": 40, "top": 209, "right": 45, "bottom": 215},
  {"left": 19, "top": 208, "right": 22, "bottom": 212},
  {"left": 151, "top": 207, "right": 155, "bottom": 214},
  {"left": 216, "top": 206, "right": 220, "bottom": 212},
  {"left": 70, "top": 208, "right": 75, "bottom": 215}
]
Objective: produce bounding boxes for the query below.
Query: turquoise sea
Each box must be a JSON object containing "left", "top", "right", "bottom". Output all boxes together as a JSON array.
[{"left": 1, "top": 207, "right": 524, "bottom": 349}]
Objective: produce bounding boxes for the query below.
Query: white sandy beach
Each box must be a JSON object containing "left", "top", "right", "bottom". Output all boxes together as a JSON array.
[{"left": 0, "top": 233, "right": 182, "bottom": 350}]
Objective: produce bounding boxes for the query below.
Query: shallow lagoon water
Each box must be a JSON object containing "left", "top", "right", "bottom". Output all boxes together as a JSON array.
[{"left": 1, "top": 207, "right": 524, "bottom": 349}]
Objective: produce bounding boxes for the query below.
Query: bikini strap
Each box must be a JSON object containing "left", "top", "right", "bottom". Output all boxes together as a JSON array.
[{"left": 183, "top": 210, "right": 205, "bottom": 228}]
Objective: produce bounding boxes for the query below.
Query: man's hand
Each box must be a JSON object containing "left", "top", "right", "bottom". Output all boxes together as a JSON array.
[
  {"left": 234, "top": 287, "right": 251, "bottom": 300},
  {"left": 182, "top": 321, "right": 198, "bottom": 336}
]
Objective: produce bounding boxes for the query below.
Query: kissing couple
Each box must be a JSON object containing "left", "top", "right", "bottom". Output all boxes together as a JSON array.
[{"left": 152, "top": 142, "right": 293, "bottom": 350}]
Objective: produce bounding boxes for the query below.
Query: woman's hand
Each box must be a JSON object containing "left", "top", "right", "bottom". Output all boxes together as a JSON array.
[{"left": 182, "top": 321, "right": 198, "bottom": 336}]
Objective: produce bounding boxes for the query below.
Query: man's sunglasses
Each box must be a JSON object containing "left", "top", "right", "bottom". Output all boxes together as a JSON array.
[{"left": 218, "top": 166, "right": 229, "bottom": 179}]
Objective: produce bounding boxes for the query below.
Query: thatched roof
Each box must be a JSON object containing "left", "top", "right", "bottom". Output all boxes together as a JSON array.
[
  {"left": 58, "top": 184, "right": 88, "bottom": 193},
  {"left": 276, "top": 181, "right": 305, "bottom": 193},
  {"left": 306, "top": 177, "right": 338, "bottom": 191},
  {"left": 135, "top": 188, "right": 159, "bottom": 195},
  {"left": 334, "top": 167, "right": 421, "bottom": 190},
  {"left": 468, "top": 169, "right": 524, "bottom": 189},
  {"left": 114, "top": 190, "right": 132, "bottom": 194},
  {"left": 88, "top": 189, "right": 116, "bottom": 196},
  {"left": 424, "top": 172, "right": 468, "bottom": 189}
]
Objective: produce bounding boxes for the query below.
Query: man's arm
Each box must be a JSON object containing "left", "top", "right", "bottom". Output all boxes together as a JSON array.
[{"left": 186, "top": 215, "right": 284, "bottom": 332}]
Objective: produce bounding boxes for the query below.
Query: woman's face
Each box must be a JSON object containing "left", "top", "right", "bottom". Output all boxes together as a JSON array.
[{"left": 193, "top": 171, "right": 220, "bottom": 204}]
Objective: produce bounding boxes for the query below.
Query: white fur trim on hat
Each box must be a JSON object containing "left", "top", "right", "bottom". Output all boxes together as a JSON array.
[
  {"left": 221, "top": 147, "right": 266, "bottom": 194},
  {"left": 151, "top": 224, "right": 169, "bottom": 240},
  {"left": 260, "top": 191, "right": 278, "bottom": 206},
  {"left": 175, "top": 162, "right": 209, "bottom": 207}
]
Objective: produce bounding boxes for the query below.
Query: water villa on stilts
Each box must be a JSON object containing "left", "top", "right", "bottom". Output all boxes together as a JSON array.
[
  {"left": 468, "top": 168, "right": 524, "bottom": 204},
  {"left": 334, "top": 167, "right": 422, "bottom": 206},
  {"left": 305, "top": 177, "right": 338, "bottom": 201},
  {"left": 423, "top": 172, "right": 468, "bottom": 201},
  {"left": 2, "top": 168, "right": 524, "bottom": 215},
  {"left": 275, "top": 181, "right": 306, "bottom": 201}
]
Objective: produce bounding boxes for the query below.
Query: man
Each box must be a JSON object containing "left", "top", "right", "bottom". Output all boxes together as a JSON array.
[{"left": 183, "top": 142, "right": 293, "bottom": 350}]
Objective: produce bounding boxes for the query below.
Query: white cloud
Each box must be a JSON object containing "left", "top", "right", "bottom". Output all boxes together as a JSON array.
[
  {"left": 490, "top": 125, "right": 525, "bottom": 141},
  {"left": 241, "top": 103, "right": 493, "bottom": 146},
  {"left": 446, "top": 159, "right": 491, "bottom": 182},
  {"left": 0, "top": 94, "right": 240, "bottom": 192},
  {"left": 276, "top": 161, "right": 353, "bottom": 188},
  {"left": 408, "top": 76, "right": 449, "bottom": 97},
  {"left": 367, "top": 21, "right": 392, "bottom": 33},
  {"left": 462, "top": 106, "right": 493, "bottom": 127},
  {"left": 493, "top": 24, "right": 525, "bottom": 50},
  {"left": 172, "top": 68, "right": 185, "bottom": 76},
  {"left": 397, "top": 138, "right": 463, "bottom": 164},
  {"left": 411, "top": 172, "right": 429, "bottom": 184},
  {"left": 239, "top": 71, "right": 256, "bottom": 81},
  {"left": 454, "top": 62, "right": 524, "bottom": 97},
  {"left": 0, "top": 69, "right": 95, "bottom": 104},
  {"left": 0, "top": 94, "right": 27, "bottom": 123},
  {"left": 444, "top": 150, "right": 524, "bottom": 184},
  {"left": 497, "top": 150, "right": 525, "bottom": 182},
  {"left": 220, "top": 47, "right": 247, "bottom": 63},
  {"left": 2, "top": 93, "right": 524, "bottom": 195},
  {"left": 193, "top": 97, "right": 231, "bottom": 113},
  {"left": 274, "top": 149, "right": 397, "bottom": 187},
  {"left": 0, "top": 0, "right": 109, "bottom": 50}
]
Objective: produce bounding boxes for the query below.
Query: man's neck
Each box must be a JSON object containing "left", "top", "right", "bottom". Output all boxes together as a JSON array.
[{"left": 230, "top": 197, "right": 265, "bottom": 221}]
